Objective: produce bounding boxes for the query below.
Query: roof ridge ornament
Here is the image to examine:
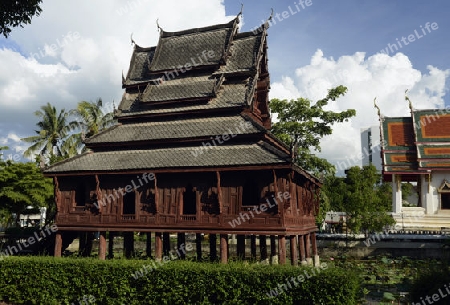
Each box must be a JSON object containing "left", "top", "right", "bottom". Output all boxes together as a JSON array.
[
  {"left": 130, "top": 33, "right": 135, "bottom": 46},
  {"left": 373, "top": 97, "right": 382, "bottom": 119},
  {"left": 405, "top": 89, "right": 413, "bottom": 112},
  {"left": 238, "top": 3, "right": 244, "bottom": 18},
  {"left": 156, "top": 18, "right": 162, "bottom": 32}
]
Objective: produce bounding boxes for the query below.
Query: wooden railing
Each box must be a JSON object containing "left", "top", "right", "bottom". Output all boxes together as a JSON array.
[{"left": 180, "top": 215, "right": 196, "bottom": 221}]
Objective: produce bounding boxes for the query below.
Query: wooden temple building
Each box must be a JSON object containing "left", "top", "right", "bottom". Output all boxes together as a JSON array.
[
  {"left": 43, "top": 15, "right": 321, "bottom": 265},
  {"left": 379, "top": 103, "right": 450, "bottom": 229}
]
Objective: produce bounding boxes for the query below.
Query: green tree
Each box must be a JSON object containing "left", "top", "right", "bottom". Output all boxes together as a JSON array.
[
  {"left": 71, "top": 98, "right": 115, "bottom": 138},
  {"left": 0, "top": 147, "right": 54, "bottom": 227},
  {"left": 0, "top": 0, "right": 42, "bottom": 38},
  {"left": 269, "top": 85, "right": 356, "bottom": 175},
  {"left": 342, "top": 165, "right": 395, "bottom": 235},
  {"left": 21, "top": 102, "right": 77, "bottom": 161}
]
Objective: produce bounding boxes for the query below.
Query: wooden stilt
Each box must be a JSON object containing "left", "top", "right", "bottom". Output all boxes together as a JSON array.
[
  {"left": 299, "top": 235, "right": 306, "bottom": 264},
  {"left": 98, "top": 231, "right": 106, "bottom": 260},
  {"left": 54, "top": 232, "right": 62, "bottom": 257},
  {"left": 220, "top": 234, "right": 228, "bottom": 264},
  {"left": 155, "top": 232, "right": 162, "bottom": 261},
  {"left": 289, "top": 235, "right": 298, "bottom": 266},
  {"left": 278, "top": 235, "right": 286, "bottom": 265}
]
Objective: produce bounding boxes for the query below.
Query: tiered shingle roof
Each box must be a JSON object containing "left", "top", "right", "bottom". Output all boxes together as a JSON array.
[
  {"left": 381, "top": 109, "right": 450, "bottom": 174},
  {"left": 44, "top": 16, "right": 301, "bottom": 177}
]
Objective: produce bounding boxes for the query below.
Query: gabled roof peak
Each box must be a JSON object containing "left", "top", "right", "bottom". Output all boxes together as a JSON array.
[{"left": 159, "top": 17, "right": 239, "bottom": 38}]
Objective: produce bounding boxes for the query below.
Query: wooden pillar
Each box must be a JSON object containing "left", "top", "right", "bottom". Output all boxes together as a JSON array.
[
  {"left": 163, "top": 232, "right": 170, "bottom": 256},
  {"left": 155, "top": 232, "right": 162, "bottom": 261},
  {"left": 54, "top": 232, "right": 62, "bottom": 257},
  {"left": 220, "top": 234, "right": 228, "bottom": 264},
  {"left": 270, "top": 235, "right": 277, "bottom": 264},
  {"left": 237, "top": 235, "right": 245, "bottom": 259},
  {"left": 177, "top": 233, "right": 186, "bottom": 259},
  {"left": 305, "top": 233, "right": 312, "bottom": 264},
  {"left": 209, "top": 234, "right": 217, "bottom": 261},
  {"left": 98, "top": 231, "right": 107, "bottom": 260},
  {"left": 278, "top": 235, "right": 286, "bottom": 265},
  {"left": 108, "top": 231, "right": 114, "bottom": 259},
  {"left": 299, "top": 235, "right": 306, "bottom": 264},
  {"left": 123, "top": 232, "right": 134, "bottom": 258},
  {"left": 250, "top": 235, "right": 257, "bottom": 260},
  {"left": 146, "top": 232, "right": 152, "bottom": 258},
  {"left": 259, "top": 235, "right": 267, "bottom": 261},
  {"left": 289, "top": 235, "right": 298, "bottom": 266},
  {"left": 196, "top": 233, "right": 202, "bottom": 261}
]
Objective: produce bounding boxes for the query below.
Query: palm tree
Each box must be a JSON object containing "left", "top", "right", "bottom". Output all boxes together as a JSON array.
[
  {"left": 71, "top": 98, "right": 115, "bottom": 139},
  {"left": 21, "top": 103, "right": 77, "bottom": 159}
]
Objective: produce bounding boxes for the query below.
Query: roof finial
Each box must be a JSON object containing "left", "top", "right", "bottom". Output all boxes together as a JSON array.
[
  {"left": 405, "top": 89, "right": 413, "bottom": 111},
  {"left": 238, "top": 3, "right": 244, "bottom": 17},
  {"left": 130, "top": 33, "right": 135, "bottom": 46},
  {"left": 268, "top": 8, "right": 274, "bottom": 22},
  {"left": 122, "top": 70, "right": 125, "bottom": 85},
  {"left": 374, "top": 97, "right": 381, "bottom": 119},
  {"left": 156, "top": 18, "right": 162, "bottom": 32}
]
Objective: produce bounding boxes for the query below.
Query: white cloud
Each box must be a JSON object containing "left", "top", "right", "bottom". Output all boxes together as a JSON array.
[
  {"left": 0, "top": 0, "right": 233, "bottom": 156},
  {"left": 271, "top": 49, "right": 450, "bottom": 175}
]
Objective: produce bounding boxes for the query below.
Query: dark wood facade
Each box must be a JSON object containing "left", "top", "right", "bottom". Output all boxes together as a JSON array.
[{"left": 44, "top": 15, "right": 321, "bottom": 264}]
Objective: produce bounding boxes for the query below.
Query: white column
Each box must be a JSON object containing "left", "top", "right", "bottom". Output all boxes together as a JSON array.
[
  {"left": 421, "top": 174, "right": 434, "bottom": 215},
  {"left": 392, "top": 174, "right": 402, "bottom": 213}
]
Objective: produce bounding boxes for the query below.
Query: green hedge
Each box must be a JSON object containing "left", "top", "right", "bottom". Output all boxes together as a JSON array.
[
  {"left": 409, "top": 264, "right": 450, "bottom": 304},
  {"left": 0, "top": 257, "right": 360, "bottom": 305}
]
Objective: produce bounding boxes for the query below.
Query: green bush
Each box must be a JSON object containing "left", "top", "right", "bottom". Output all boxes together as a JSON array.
[
  {"left": 409, "top": 264, "right": 450, "bottom": 304},
  {"left": 0, "top": 257, "right": 360, "bottom": 304}
]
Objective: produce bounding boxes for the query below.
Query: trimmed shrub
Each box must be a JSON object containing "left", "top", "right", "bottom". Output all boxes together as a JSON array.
[{"left": 0, "top": 257, "right": 360, "bottom": 304}]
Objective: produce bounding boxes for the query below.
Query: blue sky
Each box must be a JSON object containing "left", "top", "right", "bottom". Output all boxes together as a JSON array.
[
  {"left": 0, "top": 0, "right": 448, "bottom": 173},
  {"left": 224, "top": 0, "right": 450, "bottom": 103}
]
